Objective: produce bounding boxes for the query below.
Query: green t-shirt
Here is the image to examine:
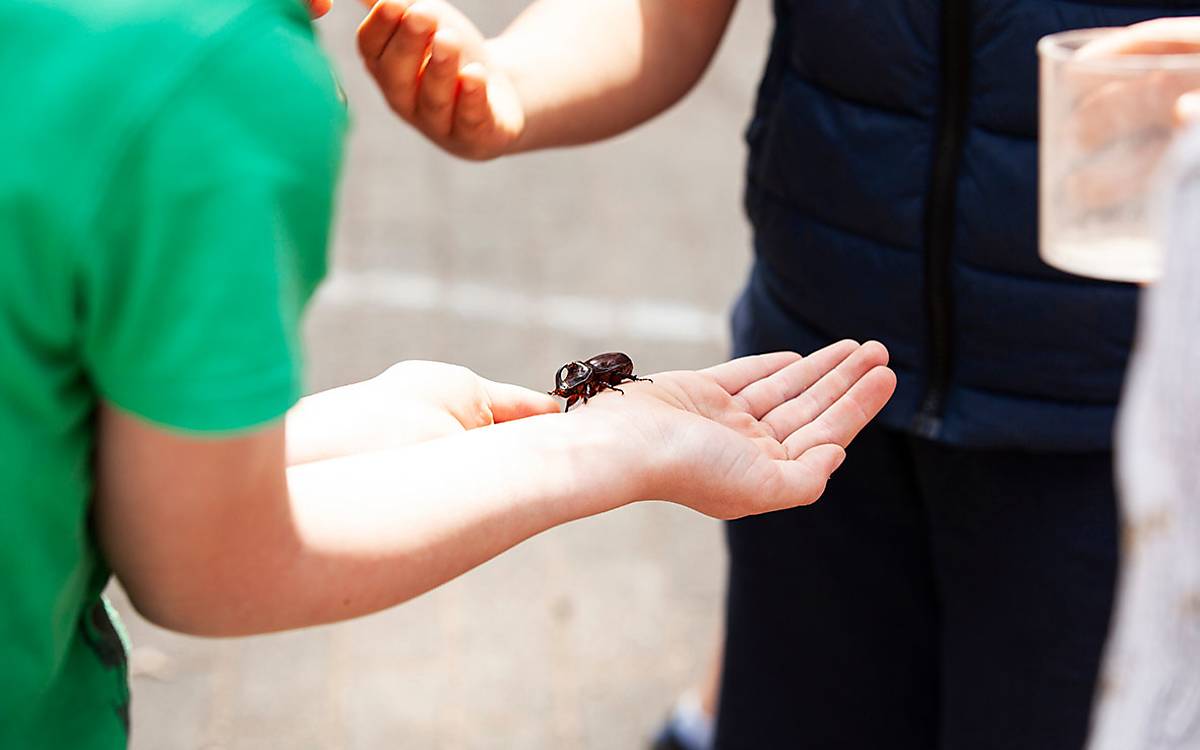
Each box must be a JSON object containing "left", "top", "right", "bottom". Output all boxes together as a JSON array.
[{"left": 0, "top": 0, "right": 346, "bottom": 746}]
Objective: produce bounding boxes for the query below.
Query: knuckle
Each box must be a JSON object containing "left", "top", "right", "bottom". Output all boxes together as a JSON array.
[
  {"left": 419, "top": 96, "right": 452, "bottom": 118},
  {"left": 423, "top": 60, "right": 455, "bottom": 81},
  {"left": 398, "top": 23, "right": 432, "bottom": 50},
  {"left": 384, "top": 91, "right": 415, "bottom": 119}
]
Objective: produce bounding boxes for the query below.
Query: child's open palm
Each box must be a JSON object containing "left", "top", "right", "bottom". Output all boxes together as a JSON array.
[{"left": 583, "top": 341, "right": 896, "bottom": 519}]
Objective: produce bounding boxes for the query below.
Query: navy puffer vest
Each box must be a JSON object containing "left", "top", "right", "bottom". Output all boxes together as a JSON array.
[{"left": 733, "top": 0, "right": 1200, "bottom": 451}]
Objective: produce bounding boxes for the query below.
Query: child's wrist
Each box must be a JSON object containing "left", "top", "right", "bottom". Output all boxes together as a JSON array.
[{"left": 540, "top": 407, "right": 662, "bottom": 512}]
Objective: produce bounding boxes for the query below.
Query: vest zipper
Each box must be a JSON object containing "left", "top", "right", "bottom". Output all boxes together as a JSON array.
[{"left": 913, "top": 0, "right": 973, "bottom": 439}]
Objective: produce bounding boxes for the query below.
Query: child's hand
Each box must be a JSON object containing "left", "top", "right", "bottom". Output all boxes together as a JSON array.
[
  {"left": 357, "top": 0, "right": 525, "bottom": 160},
  {"left": 287, "top": 360, "right": 559, "bottom": 465},
  {"left": 577, "top": 341, "right": 896, "bottom": 520}
]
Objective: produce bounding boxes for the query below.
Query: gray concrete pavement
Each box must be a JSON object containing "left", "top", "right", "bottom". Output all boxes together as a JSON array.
[{"left": 110, "top": 2, "right": 772, "bottom": 747}]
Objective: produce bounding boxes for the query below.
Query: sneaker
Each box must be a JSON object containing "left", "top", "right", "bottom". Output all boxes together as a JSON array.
[
  {"left": 650, "top": 723, "right": 693, "bottom": 750},
  {"left": 648, "top": 691, "right": 715, "bottom": 750}
]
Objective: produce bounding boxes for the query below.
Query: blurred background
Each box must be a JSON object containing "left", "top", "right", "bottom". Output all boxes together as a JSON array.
[{"left": 108, "top": 1, "right": 771, "bottom": 747}]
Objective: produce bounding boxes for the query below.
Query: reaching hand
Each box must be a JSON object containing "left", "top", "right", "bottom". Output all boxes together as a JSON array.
[
  {"left": 1063, "top": 18, "right": 1200, "bottom": 210},
  {"left": 1077, "top": 18, "right": 1200, "bottom": 128},
  {"left": 356, "top": 0, "right": 526, "bottom": 160},
  {"left": 575, "top": 341, "right": 896, "bottom": 519}
]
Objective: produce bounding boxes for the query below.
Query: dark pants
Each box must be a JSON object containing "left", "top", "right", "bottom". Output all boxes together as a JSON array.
[{"left": 715, "top": 423, "right": 1119, "bottom": 750}]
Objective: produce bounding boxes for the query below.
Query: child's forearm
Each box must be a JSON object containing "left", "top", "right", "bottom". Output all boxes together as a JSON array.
[
  {"left": 157, "top": 410, "right": 650, "bottom": 636},
  {"left": 491, "top": 0, "right": 737, "bottom": 152}
]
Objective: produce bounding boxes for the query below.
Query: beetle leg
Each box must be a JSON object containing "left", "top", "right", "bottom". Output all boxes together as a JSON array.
[
  {"left": 609, "top": 386, "right": 624, "bottom": 395},
  {"left": 564, "top": 394, "right": 580, "bottom": 412},
  {"left": 615, "top": 374, "right": 652, "bottom": 385}
]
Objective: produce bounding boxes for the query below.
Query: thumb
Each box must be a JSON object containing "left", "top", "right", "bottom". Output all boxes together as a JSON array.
[
  {"left": 768, "top": 444, "right": 847, "bottom": 511},
  {"left": 483, "top": 379, "right": 562, "bottom": 422}
]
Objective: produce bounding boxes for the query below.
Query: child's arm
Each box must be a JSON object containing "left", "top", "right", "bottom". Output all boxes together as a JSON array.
[
  {"left": 357, "top": 0, "right": 737, "bottom": 160},
  {"left": 95, "top": 343, "right": 894, "bottom": 637}
]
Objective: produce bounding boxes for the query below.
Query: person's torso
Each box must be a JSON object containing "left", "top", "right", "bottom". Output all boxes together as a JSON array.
[
  {"left": 0, "top": 0, "right": 330, "bottom": 745},
  {"left": 740, "top": 0, "right": 1200, "bottom": 450}
]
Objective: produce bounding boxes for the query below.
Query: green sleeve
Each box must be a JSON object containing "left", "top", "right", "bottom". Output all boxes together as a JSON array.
[{"left": 82, "top": 8, "right": 347, "bottom": 433}]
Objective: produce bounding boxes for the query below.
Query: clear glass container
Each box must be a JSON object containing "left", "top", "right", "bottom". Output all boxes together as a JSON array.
[{"left": 1039, "top": 28, "right": 1200, "bottom": 282}]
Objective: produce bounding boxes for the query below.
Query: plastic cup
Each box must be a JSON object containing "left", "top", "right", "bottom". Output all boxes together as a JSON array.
[{"left": 1038, "top": 28, "right": 1200, "bottom": 283}]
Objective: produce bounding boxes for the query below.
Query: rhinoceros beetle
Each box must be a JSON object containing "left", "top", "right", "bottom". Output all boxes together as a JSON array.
[{"left": 548, "top": 352, "right": 652, "bottom": 411}]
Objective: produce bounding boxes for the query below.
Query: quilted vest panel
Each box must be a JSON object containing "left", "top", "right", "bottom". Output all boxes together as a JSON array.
[{"left": 739, "top": 0, "right": 1200, "bottom": 450}]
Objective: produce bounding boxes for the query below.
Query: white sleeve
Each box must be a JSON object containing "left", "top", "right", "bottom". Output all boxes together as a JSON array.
[{"left": 1089, "top": 124, "right": 1200, "bottom": 750}]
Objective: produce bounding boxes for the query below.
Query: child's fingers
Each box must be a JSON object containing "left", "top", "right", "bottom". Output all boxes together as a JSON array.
[
  {"left": 733, "top": 340, "right": 860, "bottom": 420},
  {"left": 782, "top": 366, "right": 896, "bottom": 461},
  {"left": 699, "top": 352, "right": 802, "bottom": 396},
  {"left": 356, "top": 0, "right": 410, "bottom": 62},
  {"left": 760, "top": 341, "right": 889, "bottom": 442},
  {"left": 453, "top": 63, "right": 492, "bottom": 134},
  {"left": 416, "top": 28, "right": 463, "bottom": 136},
  {"left": 376, "top": 5, "right": 437, "bottom": 116},
  {"left": 482, "top": 379, "right": 561, "bottom": 422},
  {"left": 308, "top": 0, "right": 333, "bottom": 19}
]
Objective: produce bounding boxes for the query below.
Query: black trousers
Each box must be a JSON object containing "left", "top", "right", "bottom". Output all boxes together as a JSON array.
[{"left": 715, "top": 423, "right": 1119, "bottom": 750}]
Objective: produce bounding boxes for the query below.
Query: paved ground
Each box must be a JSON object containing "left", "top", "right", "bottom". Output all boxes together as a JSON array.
[{"left": 110, "top": 2, "right": 773, "bottom": 747}]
